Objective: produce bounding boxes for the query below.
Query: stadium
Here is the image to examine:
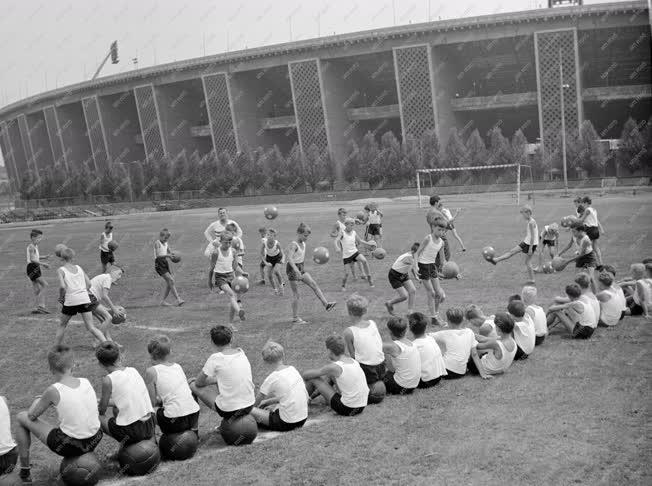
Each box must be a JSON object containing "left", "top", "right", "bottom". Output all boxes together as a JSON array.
[{"left": 0, "top": 1, "right": 650, "bottom": 205}]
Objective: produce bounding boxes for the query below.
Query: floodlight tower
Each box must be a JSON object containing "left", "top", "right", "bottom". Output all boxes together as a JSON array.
[{"left": 91, "top": 41, "right": 119, "bottom": 80}]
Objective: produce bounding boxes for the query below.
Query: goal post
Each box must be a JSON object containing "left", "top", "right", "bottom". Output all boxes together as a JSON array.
[{"left": 416, "top": 164, "right": 534, "bottom": 207}]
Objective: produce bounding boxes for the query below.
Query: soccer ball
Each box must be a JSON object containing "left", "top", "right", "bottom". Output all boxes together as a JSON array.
[
  {"left": 482, "top": 246, "right": 495, "bottom": 261},
  {"left": 542, "top": 262, "right": 554, "bottom": 274},
  {"left": 111, "top": 306, "right": 126, "bottom": 325},
  {"left": 170, "top": 253, "right": 182, "bottom": 263},
  {"left": 107, "top": 241, "right": 119, "bottom": 252},
  {"left": 264, "top": 207, "right": 278, "bottom": 220},
  {"left": 313, "top": 247, "right": 329, "bottom": 264},
  {"left": 159, "top": 430, "right": 199, "bottom": 461},
  {"left": 551, "top": 257, "right": 565, "bottom": 272},
  {"left": 232, "top": 276, "right": 250, "bottom": 294},
  {"left": 355, "top": 211, "right": 366, "bottom": 223},
  {"left": 561, "top": 215, "right": 579, "bottom": 228},
  {"left": 59, "top": 453, "right": 102, "bottom": 485},
  {"left": 442, "top": 261, "right": 460, "bottom": 279},
  {"left": 55, "top": 243, "right": 68, "bottom": 258},
  {"left": 117, "top": 440, "right": 161, "bottom": 476},
  {"left": 219, "top": 414, "right": 258, "bottom": 446},
  {"left": 372, "top": 248, "right": 386, "bottom": 260}
]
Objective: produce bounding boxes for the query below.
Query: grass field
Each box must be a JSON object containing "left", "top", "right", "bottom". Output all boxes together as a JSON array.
[{"left": 0, "top": 192, "right": 651, "bottom": 486}]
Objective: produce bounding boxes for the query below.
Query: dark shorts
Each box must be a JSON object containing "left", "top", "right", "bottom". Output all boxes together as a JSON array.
[
  {"left": 359, "top": 362, "right": 386, "bottom": 384},
  {"left": 100, "top": 250, "right": 115, "bottom": 266},
  {"left": 367, "top": 224, "right": 382, "bottom": 236},
  {"left": 535, "top": 335, "right": 546, "bottom": 346},
  {"left": 418, "top": 377, "right": 441, "bottom": 389},
  {"left": 26, "top": 262, "right": 41, "bottom": 282},
  {"left": 107, "top": 416, "right": 155, "bottom": 445},
  {"left": 265, "top": 254, "right": 283, "bottom": 266},
  {"left": 576, "top": 251, "right": 597, "bottom": 269},
  {"left": 343, "top": 252, "right": 360, "bottom": 265},
  {"left": 514, "top": 346, "right": 529, "bottom": 360},
  {"left": 541, "top": 239, "right": 556, "bottom": 247},
  {"left": 627, "top": 302, "right": 644, "bottom": 316},
  {"left": 329, "top": 394, "right": 364, "bottom": 417},
  {"left": 519, "top": 242, "right": 537, "bottom": 254},
  {"left": 418, "top": 262, "right": 438, "bottom": 280},
  {"left": 286, "top": 262, "right": 304, "bottom": 281},
  {"left": 443, "top": 369, "right": 465, "bottom": 379},
  {"left": 61, "top": 295, "right": 96, "bottom": 316},
  {"left": 383, "top": 372, "right": 415, "bottom": 395},
  {"left": 267, "top": 409, "right": 306, "bottom": 432},
  {"left": 46, "top": 428, "right": 103, "bottom": 457},
  {"left": 214, "top": 271, "right": 234, "bottom": 289},
  {"left": 388, "top": 268, "right": 409, "bottom": 289},
  {"left": 156, "top": 408, "right": 199, "bottom": 434},
  {"left": 586, "top": 226, "right": 599, "bottom": 241},
  {"left": 0, "top": 447, "right": 17, "bottom": 475},
  {"left": 155, "top": 256, "right": 170, "bottom": 276},
  {"left": 213, "top": 404, "right": 253, "bottom": 420},
  {"left": 572, "top": 323, "right": 595, "bottom": 339}
]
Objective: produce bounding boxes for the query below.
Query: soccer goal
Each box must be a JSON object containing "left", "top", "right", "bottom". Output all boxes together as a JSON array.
[{"left": 415, "top": 164, "right": 534, "bottom": 207}]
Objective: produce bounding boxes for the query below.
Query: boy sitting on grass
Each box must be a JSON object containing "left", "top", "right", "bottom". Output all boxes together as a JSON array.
[
  {"left": 382, "top": 317, "right": 421, "bottom": 395},
  {"left": 251, "top": 341, "right": 308, "bottom": 431},
  {"left": 469, "top": 312, "right": 517, "bottom": 379},
  {"left": 508, "top": 298, "right": 535, "bottom": 360},
  {"left": 433, "top": 307, "right": 476, "bottom": 378},
  {"left": 465, "top": 305, "right": 496, "bottom": 337},
  {"left": 343, "top": 294, "right": 385, "bottom": 387},
  {"left": 522, "top": 286, "right": 547, "bottom": 345},
  {"left": 408, "top": 312, "right": 447, "bottom": 388},
  {"left": 547, "top": 283, "right": 596, "bottom": 339}
]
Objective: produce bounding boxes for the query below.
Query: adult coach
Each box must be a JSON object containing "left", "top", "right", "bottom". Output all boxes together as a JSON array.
[{"left": 203, "top": 208, "right": 243, "bottom": 257}]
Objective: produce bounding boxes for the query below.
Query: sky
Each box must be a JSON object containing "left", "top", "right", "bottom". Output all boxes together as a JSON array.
[{"left": 0, "top": 0, "right": 628, "bottom": 166}]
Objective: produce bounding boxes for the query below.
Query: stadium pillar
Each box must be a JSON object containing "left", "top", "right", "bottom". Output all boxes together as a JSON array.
[
  {"left": 134, "top": 84, "right": 168, "bottom": 163},
  {"left": 25, "top": 111, "right": 56, "bottom": 172},
  {"left": 82, "top": 96, "right": 112, "bottom": 172},
  {"left": 43, "top": 105, "right": 68, "bottom": 171},
  {"left": 0, "top": 121, "right": 20, "bottom": 193},
  {"left": 201, "top": 73, "right": 238, "bottom": 157},
  {"left": 5, "top": 118, "right": 29, "bottom": 187},
  {"left": 56, "top": 102, "right": 95, "bottom": 174},
  {"left": 17, "top": 114, "right": 38, "bottom": 176},
  {"left": 430, "top": 46, "right": 457, "bottom": 147}
]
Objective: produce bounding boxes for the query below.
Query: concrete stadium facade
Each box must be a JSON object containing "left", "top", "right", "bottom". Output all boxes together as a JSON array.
[{"left": 0, "top": 1, "right": 650, "bottom": 193}]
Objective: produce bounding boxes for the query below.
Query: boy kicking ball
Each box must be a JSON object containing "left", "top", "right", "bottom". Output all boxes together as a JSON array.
[
  {"left": 487, "top": 205, "right": 538, "bottom": 284},
  {"left": 339, "top": 217, "right": 376, "bottom": 290},
  {"left": 209, "top": 233, "right": 247, "bottom": 324}
]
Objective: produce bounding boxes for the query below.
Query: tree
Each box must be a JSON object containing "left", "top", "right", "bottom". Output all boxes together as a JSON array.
[
  {"left": 402, "top": 135, "right": 422, "bottom": 185},
  {"left": 303, "top": 144, "right": 326, "bottom": 190},
  {"left": 466, "top": 129, "right": 488, "bottom": 167},
  {"left": 443, "top": 128, "right": 467, "bottom": 179},
  {"left": 358, "top": 132, "right": 381, "bottom": 186},
  {"left": 618, "top": 117, "right": 645, "bottom": 173},
  {"left": 264, "top": 145, "right": 294, "bottom": 191},
  {"left": 344, "top": 139, "right": 361, "bottom": 184},
  {"left": 486, "top": 126, "right": 512, "bottom": 167},
  {"left": 421, "top": 129, "right": 441, "bottom": 170},
  {"left": 376, "top": 131, "right": 402, "bottom": 186},
  {"left": 511, "top": 130, "right": 528, "bottom": 168},
  {"left": 569, "top": 120, "right": 606, "bottom": 177}
]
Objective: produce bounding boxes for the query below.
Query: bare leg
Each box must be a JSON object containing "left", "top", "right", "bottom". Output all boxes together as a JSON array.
[
  {"left": 450, "top": 228, "right": 466, "bottom": 251},
  {"left": 422, "top": 280, "right": 437, "bottom": 316},
  {"left": 250, "top": 407, "right": 271, "bottom": 427},
  {"left": 93, "top": 306, "right": 113, "bottom": 342},
  {"left": 492, "top": 246, "right": 521, "bottom": 264},
  {"left": 266, "top": 265, "right": 277, "bottom": 292},
  {"left": 164, "top": 274, "right": 183, "bottom": 305},
  {"left": 16, "top": 406, "right": 55, "bottom": 469},
  {"left": 222, "top": 285, "right": 243, "bottom": 322},
  {"left": 305, "top": 377, "right": 337, "bottom": 403},
  {"left": 357, "top": 255, "right": 373, "bottom": 286},
  {"left": 160, "top": 274, "right": 171, "bottom": 304},
  {"left": 341, "top": 265, "right": 350, "bottom": 290},
  {"left": 289, "top": 280, "right": 301, "bottom": 320},
  {"left": 386, "top": 287, "right": 408, "bottom": 315},
  {"left": 189, "top": 382, "right": 219, "bottom": 410},
  {"left": 525, "top": 253, "right": 535, "bottom": 283},
  {"left": 431, "top": 278, "right": 446, "bottom": 313},
  {"left": 405, "top": 280, "right": 417, "bottom": 313},
  {"left": 593, "top": 240, "right": 602, "bottom": 265},
  {"left": 55, "top": 314, "right": 73, "bottom": 346},
  {"left": 302, "top": 273, "right": 334, "bottom": 309},
  {"left": 80, "top": 312, "right": 107, "bottom": 343}
]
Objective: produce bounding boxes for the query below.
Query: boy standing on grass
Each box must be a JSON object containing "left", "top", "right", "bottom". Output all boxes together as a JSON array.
[
  {"left": 417, "top": 215, "right": 448, "bottom": 322},
  {"left": 99, "top": 221, "right": 115, "bottom": 272},
  {"left": 556, "top": 223, "right": 597, "bottom": 278},
  {"left": 26, "top": 229, "right": 50, "bottom": 314},
  {"left": 155, "top": 229, "right": 184, "bottom": 307}
]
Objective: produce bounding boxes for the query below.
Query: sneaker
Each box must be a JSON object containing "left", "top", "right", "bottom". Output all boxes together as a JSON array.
[
  {"left": 462, "top": 248, "right": 467, "bottom": 252},
  {"left": 487, "top": 257, "right": 497, "bottom": 266},
  {"left": 341, "top": 286, "right": 347, "bottom": 292},
  {"left": 238, "top": 309, "right": 246, "bottom": 321},
  {"left": 218, "top": 290, "right": 225, "bottom": 295},
  {"left": 37, "top": 306, "right": 50, "bottom": 314},
  {"left": 177, "top": 300, "right": 185, "bottom": 307},
  {"left": 385, "top": 302, "right": 395, "bottom": 315},
  {"left": 292, "top": 317, "right": 308, "bottom": 324},
  {"left": 325, "top": 302, "right": 336, "bottom": 312},
  {"left": 258, "top": 280, "right": 266, "bottom": 285},
  {"left": 19, "top": 468, "right": 32, "bottom": 485},
  {"left": 367, "top": 276, "right": 374, "bottom": 288}
]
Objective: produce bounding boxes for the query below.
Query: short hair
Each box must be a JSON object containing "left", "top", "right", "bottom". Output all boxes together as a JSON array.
[
  {"left": 465, "top": 304, "right": 482, "bottom": 320},
  {"left": 61, "top": 247, "right": 75, "bottom": 261},
  {"left": 520, "top": 204, "right": 533, "bottom": 214},
  {"left": 210, "top": 325, "right": 233, "bottom": 346},
  {"left": 642, "top": 258, "right": 652, "bottom": 265},
  {"left": 337, "top": 208, "right": 347, "bottom": 215},
  {"left": 574, "top": 273, "right": 591, "bottom": 289},
  {"left": 565, "top": 283, "right": 582, "bottom": 299},
  {"left": 428, "top": 216, "right": 447, "bottom": 229},
  {"left": 597, "top": 272, "right": 614, "bottom": 287},
  {"left": 220, "top": 232, "right": 233, "bottom": 242},
  {"left": 408, "top": 312, "right": 429, "bottom": 336},
  {"left": 446, "top": 307, "right": 464, "bottom": 325},
  {"left": 30, "top": 229, "right": 43, "bottom": 238},
  {"left": 507, "top": 300, "right": 526, "bottom": 318},
  {"left": 646, "top": 263, "right": 652, "bottom": 275},
  {"left": 581, "top": 196, "right": 592, "bottom": 205},
  {"left": 325, "top": 335, "right": 346, "bottom": 356},
  {"left": 217, "top": 207, "right": 227, "bottom": 213},
  {"left": 570, "top": 221, "right": 586, "bottom": 232},
  {"left": 429, "top": 195, "right": 441, "bottom": 206},
  {"left": 346, "top": 293, "right": 368, "bottom": 317},
  {"left": 410, "top": 242, "right": 420, "bottom": 253},
  {"left": 387, "top": 316, "right": 408, "bottom": 338},
  {"left": 630, "top": 263, "right": 646, "bottom": 278},
  {"left": 597, "top": 264, "right": 616, "bottom": 277},
  {"left": 573, "top": 196, "right": 582, "bottom": 204},
  {"left": 508, "top": 294, "right": 522, "bottom": 303},
  {"left": 105, "top": 221, "right": 113, "bottom": 229},
  {"left": 521, "top": 286, "right": 537, "bottom": 304},
  {"left": 147, "top": 335, "right": 171, "bottom": 360},
  {"left": 95, "top": 341, "right": 120, "bottom": 367},
  {"left": 261, "top": 341, "right": 285, "bottom": 363},
  {"left": 160, "top": 228, "right": 170, "bottom": 237},
  {"left": 110, "top": 266, "right": 124, "bottom": 277},
  {"left": 258, "top": 226, "right": 267, "bottom": 234},
  {"left": 48, "top": 345, "right": 74, "bottom": 373},
  {"left": 297, "top": 223, "right": 311, "bottom": 235},
  {"left": 493, "top": 312, "right": 515, "bottom": 335},
  {"left": 266, "top": 228, "right": 277, "bottom": 236},
  {"left": 225, "top": 222, "right": 237, "bottom": 231},
  {"left": 344, "top": 217, "right": 355, "bottom": 224}
]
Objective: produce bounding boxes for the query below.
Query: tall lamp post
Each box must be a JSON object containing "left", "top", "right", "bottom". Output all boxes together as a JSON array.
[{"left": 558, "top": 47, "right": 570, "bottom": 196}]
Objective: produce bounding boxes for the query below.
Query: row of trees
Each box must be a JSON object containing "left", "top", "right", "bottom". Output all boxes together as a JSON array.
[{"left": 18, "top": 117, "right": 651, "bottom": 202}]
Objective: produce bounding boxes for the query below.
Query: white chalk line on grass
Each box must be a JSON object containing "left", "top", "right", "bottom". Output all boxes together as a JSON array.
[
  {"left": 101, "top": 418, "right": 328, "bottom": 485},
  {"left": 14, "top": 317, "right": 198, "bottom": 333}
]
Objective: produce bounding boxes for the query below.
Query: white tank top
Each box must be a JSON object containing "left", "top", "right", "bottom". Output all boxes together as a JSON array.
[
  {"left": 100, "top": 232, "right": 113, "bottom": 251},
  {"left": 108, "top": 367, "right": 154, "bottom": 426},
  {"left": 524, "top": 219, "right": 539, "bottom": 245},
  {"left": 289, "top": 241, "right": 305, "bottom": 264},
  {"left": 570, "top": 300, "right": 596, "bottom": 329},
  {"left": 334, "top": 360, "right": 368, "bottom": 408},
  {"left": 213, "top": 247, "right": 235, "bottom": 274},
  {"left": 391, "top": 252, "right": 414, "bottom": 274},
  {"left": 349, "top": 321, "right": 384, "bottom": 366},
  {"left": 599, "top": 288, "right": 622, "bottom": 326},
  {"left": 576, "top": 235, "right": 593, "bottom": 255},
  {"left": 155, "top": 241, "right": 168, "bottom": 257},
  {"left": 418, "top": 235, "right": 443, "bottom": 264},
  {"left": 52, "top": 379, "right": 100, "bottom": 439},
  {"left": 26, "top": 244, "right": 40, "bottom": 264},
  {"left": 633, "top": 279, "right": 652, "bottom": 307},
  {"left": 413, "top": 335, "right": 447, "bottom": 381},
  {"left": 581, "top": 294, "right": 600, "bottom": 326},
  {"left": 264, "top": 239, "right": 281, "bottom": 257},
  {"left": 232, "top": 237, "right": 244, "bottom": 265},
  {"left": 390, "top": 341, "right": 421, "bottom": 388},
  {"left": 0, "top": 397, "right": 16, "bottom": 454},
  {"left": 336, "top": 220, "right": 346, "bottom": 236},
  {"left": 153, "top": 363, "right": 201, "bottom": 418},
  {"left": 584, "top": 207, "right": 598, "bottom": 227},
  {"left": 368, "top": 210, "right": 381, "bottom": 224},
  {"left": 481, "top": 340, "right": 517, "bottom": 374},
  {"left": 340, "top": 231, "right": 358, "bottom": 258},
  {"left": 526, "top": 305, "right": 548, "bottom": 336},
  {"left": 61, "top": 265, "right": 90, "bottom": 306}
]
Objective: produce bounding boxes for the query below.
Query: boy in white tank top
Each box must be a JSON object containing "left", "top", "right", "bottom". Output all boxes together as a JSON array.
[
  {"left": 469, "top": 312, "right": 517, "bottom": 379},
  {"left": 261, "top": 228, "right": 285, "bottom": 296},
  {"left": 547, "top": 283, "right": 596, "bottom": 339},
  {"left": 416, "top": 217, "right": 447, "bottom": 321},
  {"left": 385, "top": 242, "right": 420, "bottom": 316},
  {"left": 330, "top": 209, "right": 361, "bottom": 280},
  {"left": 251, "top": 342, "right": 309, "bottom": 432},
  {"left": 155, "top": 228, "right": 185, "bottom": 307},
  {"left": 507, "top": 298, "right": 535, "bottom": 360},
  {"left": 339, "top": 218, "right": 376, "bottom": 291},
  {"left": 342, "top": 294, "right": 386, "bottom": 387},
  {"left": 26, "top": 228, "right": 51, "bottom": 314},
  {"left": 302, "top": 335, "right": 368, "bottom": 416},
  {"left": 144, "top": 336, "right": 200, "bottom": 435},
  {"left": 487, "top": 205, "right": 538, "bottom": 285},
  {"left": 55, "top": 247, "right": 107, "bottom": 347},
  {"left": 99, "top": 221, "right": 115, "bottom": 272},
  {"left": 210, "top": 232, "right": 247, "bottom": 323},
  {"left": 408, "top": 312, "right": 447, "bottom": 388},
  {"left": 595, "top": 272, "right": 624, "bottom": 326},
  {"left": 578, "top": 196, "right": 604, "bottom": 264},
  {"left": 382, "top": 317, "right": 421, "bottom": 394},
  {"left": 0, "top": 396, "right": 17, "bottom": 477},
  {"left": 521, "top": 286, "right": 548, "bottom": 345},
  {"left": 15, "top": 345, "right": 102, "bottom": 484},
  {"left": 96, "top": 342, "right": 155, "bottom": 446}
]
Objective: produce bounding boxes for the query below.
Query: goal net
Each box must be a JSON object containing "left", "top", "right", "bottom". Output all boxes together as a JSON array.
[{"left": 416, "top": 164, "right": 534, "bottom": 208}]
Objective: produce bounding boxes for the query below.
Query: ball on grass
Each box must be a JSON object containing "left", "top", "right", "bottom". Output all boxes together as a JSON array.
[
  {"left": 367, "top": 380, "right": 386, "bottom": 404},
  {"left": 107, "top": 241, "right": 118, "bottom": 252},
  {"left": 110, "top": 306, "right": 126, "bottom": 325},
  {"left": 55, "top": 244, "right": 68, "bottom": 258},
  {"left": 372, "top": 248, "right": 386, "bottom": 260},
  {"left": 232, "top": 276, "right": 250, "bottom": 294},
  {"left": 551, "top": 257, "right": 565, "bottom": 272},
  {"left": 313, "top": 247, "right": 329, "bottom": 264},
  {"left": 219, "top": 414, "right": 258, "bottom": 446},
  {"left": 442, "top": 261, "right": 460, "bottom": 279},
  {"left": 117, "top": 440, "right": 160, "bottom": 476},
  {"left": 59, "top": 453, "right": 102, "bottom": 486},
  {"left": 482, "top": 246, "right": 495, "bottom": 261},
  {"left": 264, "top": 207, "right": 278, "bottom": 220},
  {"left": 542, "top": 262, "right": 554, "bottom": 274},
  {"left": 159, "top": 430, "right": 198, "bottom": 461}
]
